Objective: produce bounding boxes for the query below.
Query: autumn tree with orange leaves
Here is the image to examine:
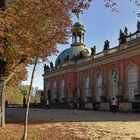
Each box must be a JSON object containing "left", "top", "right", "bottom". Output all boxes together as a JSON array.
[{"left": 0, "top": 0, "right": 92, "bottom": 139}]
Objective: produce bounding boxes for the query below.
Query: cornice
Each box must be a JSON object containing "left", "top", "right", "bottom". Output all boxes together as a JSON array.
[
  {"left": 44, "top": 65, "right": 76, "bottom": 78},
  {"left": 76, "top": 45, "right": 140, "bottom": 71},
  {"left": 44, "top": 38, "right": 140, "bottom": 77}
]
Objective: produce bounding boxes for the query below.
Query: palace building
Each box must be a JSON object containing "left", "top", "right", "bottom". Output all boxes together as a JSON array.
[{"left": 43, "top": 20, "right": 140, "bottom": 111}]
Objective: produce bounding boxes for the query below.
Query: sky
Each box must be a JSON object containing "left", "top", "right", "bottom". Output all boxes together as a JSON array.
[{"left": 22, "top": 0, "right": 140, "bottom": 90}]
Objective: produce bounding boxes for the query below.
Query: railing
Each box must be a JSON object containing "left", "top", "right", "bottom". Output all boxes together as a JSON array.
[
  {"left": 94, "top": 52, "right": 104, "bottom": 59},
  {"left": 126, "top": 31, "right": 140, "bottom": 42},
  {"left": 107, "top": 47, "right": 118, "bottom": 54}
]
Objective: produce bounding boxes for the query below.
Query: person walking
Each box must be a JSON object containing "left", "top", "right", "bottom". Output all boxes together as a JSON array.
[
  {"left": 46, "top": 99, "right": 49, "bottom": 109},
  {"left": 72, "top": 101, "right": 78, "bottom": 115},
  {"left": 111, "top": 97, "right": 117, "bottom": 113}
]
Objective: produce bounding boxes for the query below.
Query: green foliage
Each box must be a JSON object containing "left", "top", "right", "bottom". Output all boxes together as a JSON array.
[{"left": 5, "top": 86, "right": 23, "bottom": 104}]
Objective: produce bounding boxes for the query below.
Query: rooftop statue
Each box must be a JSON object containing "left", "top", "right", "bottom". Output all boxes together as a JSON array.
[
  {"left": 44, "top": 64, "right": 49, "bottom": 71},
  {"left": 80, "top": 51, "right": 84, "bottom": 59},
  {"left": 91, "top": 45, "right": 96, "bottom": 55},
  {"left": 50, "top": 62, "right": 53, "bottom": 68},
  {"left": 124, "top": 27, "right": 128, "bottom": 36},
  {"left": 137, "top": 20, "right": 140, "bottom": 31},
  {"left": 77, "top": 51, "right": 84, "bottom": 60},
  {"left": 103, "top": 40, "right": 110, "bottom": 51},
  {"left": 119, "top": 29, "right": 126, "bottom": 44},
  {"left": 120, "top": 29, "right": 123, "bottom": 36}
]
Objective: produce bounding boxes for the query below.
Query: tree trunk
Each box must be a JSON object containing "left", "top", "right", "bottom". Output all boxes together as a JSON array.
[
  {"left": 22, "top": 57, "right": 38, "bottom": 140},
  {"left": 0, "top": 62, "right": 23, "bottom": 127},
  {"left": 0, "top": 81, "right": 5, "bottom": 127},
  {"left": 0, "top": 58, "right": 26, "bottom": 127}
]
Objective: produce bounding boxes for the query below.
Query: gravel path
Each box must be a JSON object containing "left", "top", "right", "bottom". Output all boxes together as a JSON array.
[
  {"left": 6, "top": 108, "right": 140, "bottom": 124},
  {"left": 3, "top": 108, "right": 140, "bottom": 140}
]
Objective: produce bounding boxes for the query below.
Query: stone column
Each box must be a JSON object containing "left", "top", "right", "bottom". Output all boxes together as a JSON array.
[
  {"left": 120, "top": 60, "right": 126, "bottom": 101},
  {"left": 90, "top": 69, "right": 93, "bottom": 98},
  {"left": 120, "top": 60, "right": 124, "bottom": 81}
]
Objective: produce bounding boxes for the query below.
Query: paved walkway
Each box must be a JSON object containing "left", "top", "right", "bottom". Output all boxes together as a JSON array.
[{"left": 6, "top": 108, "right": 140, "bottom": 124}]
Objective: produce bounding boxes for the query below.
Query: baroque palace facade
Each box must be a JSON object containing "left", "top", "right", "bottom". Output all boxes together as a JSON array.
[{"left": 43, "top": 20, "right": 140, "bottom": 111}]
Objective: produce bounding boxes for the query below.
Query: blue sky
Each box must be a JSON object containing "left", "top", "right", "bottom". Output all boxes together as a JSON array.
[{"left": 22, "top": 0, "right": 139, "bottom": 90}]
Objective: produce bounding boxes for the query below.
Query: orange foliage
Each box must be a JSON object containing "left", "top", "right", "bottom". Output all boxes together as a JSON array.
[{"left": 0, "top": 0, "right": 91, "bottom": 85}]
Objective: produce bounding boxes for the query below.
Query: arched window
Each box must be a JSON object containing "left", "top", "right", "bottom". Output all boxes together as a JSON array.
[
  {"left": 96, "top": 73, "right": 103, "bottom": 102},
  {"left": 52, "top": 81, "right": 57, "bottom": 103},
  {"left": 110, "top": 69, "right": 118, "bottom": 97},
  {"left": 84, "top": 75, "right": 92, "bottom": 102},
  {"left": 127, "top": 65, "right": 138, "bottom": 101},
  {"left": 59, "top": 79, "right": 66, "bottom": 103}
]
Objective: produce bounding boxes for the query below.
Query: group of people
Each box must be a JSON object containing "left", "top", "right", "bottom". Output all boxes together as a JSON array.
[{"left": 71, "top": 96, "right": 119, "bottom": 115}]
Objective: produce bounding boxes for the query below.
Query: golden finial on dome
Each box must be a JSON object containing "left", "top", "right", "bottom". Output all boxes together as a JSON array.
[{"left": 72, "top": 8, "right": 82, "bottom": 21}]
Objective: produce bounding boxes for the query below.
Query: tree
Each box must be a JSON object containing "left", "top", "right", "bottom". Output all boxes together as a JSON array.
[
  {"left": 5, "top": 84, "right": 30, "bottom": 105},
  {"left": 33, "top": 87, "right": 42, "bottom": 103},
  {"left": 104, "top": 0, "right": 140, "bottom": 12}
]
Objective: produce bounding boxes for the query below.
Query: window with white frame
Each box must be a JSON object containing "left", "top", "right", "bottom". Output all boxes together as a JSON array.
[
  {"left": 84, "top": 75, "right": 92, "bottom": 102},
  {"left": 60, "top": 79, "right": 66, "bottom": 102}
]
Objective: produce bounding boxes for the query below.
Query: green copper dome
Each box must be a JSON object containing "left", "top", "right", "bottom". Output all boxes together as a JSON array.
[
  {"left": 55, "top": 20, "right": 90, "bottom": 67},
  {"left": 55, "top": 45, "right": 91, "bottom": 67}
]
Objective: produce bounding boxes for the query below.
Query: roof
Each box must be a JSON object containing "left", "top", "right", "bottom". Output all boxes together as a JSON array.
[{"left": 55, "top": 45, "right": 91, "bottom": 67}]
